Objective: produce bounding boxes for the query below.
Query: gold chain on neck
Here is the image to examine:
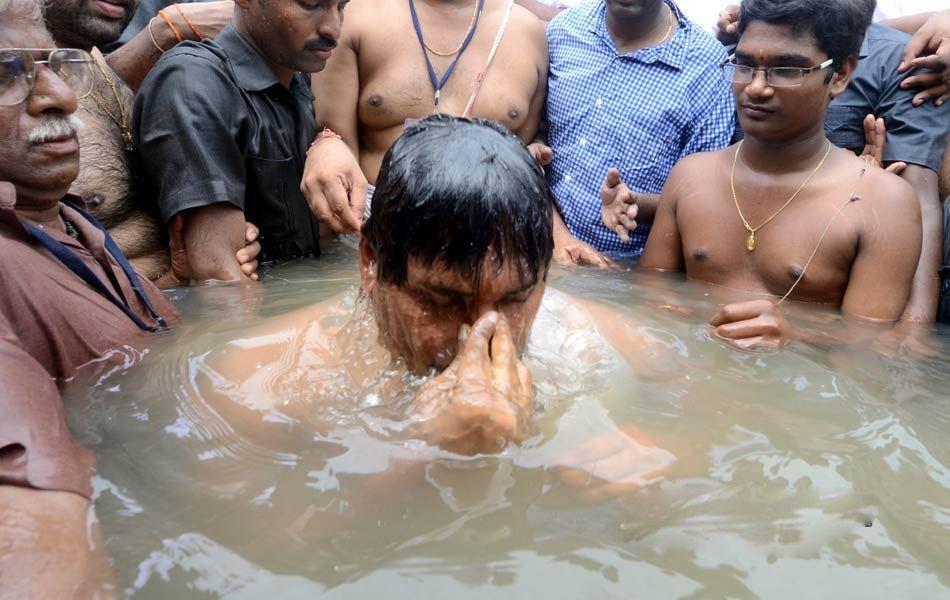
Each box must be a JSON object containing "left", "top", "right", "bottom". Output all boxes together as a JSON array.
[
  {"left": 87, "top": 58, "right": 134, "bottom": 153},
  {"left": 423, "top": 0, "right": 480, "bottom": 57},
  {"left": 730, "top": 139, "right": 833, "bottom": 252}
]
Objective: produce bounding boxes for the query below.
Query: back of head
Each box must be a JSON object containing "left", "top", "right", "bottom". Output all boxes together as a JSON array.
[
  {"left": 739, "top": 0, "right": 875, "bottom": 69},
  {"left": 0, "top": 0, "right": 44, "bottom": 28},
  {"left": 363, "top": 114, "right": 554, "bottom": 287}
]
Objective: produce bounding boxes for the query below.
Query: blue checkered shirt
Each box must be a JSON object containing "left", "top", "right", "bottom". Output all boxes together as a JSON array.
[{"left": 546, "top": 0, "right": 735, "bottom": 255}]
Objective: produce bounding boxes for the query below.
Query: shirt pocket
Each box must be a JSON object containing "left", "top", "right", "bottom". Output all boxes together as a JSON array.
[
  {"left": 824, "top": 105, "right": 866, "bottom": 152},
  {"left": 611, "top": 115, "right": 682, "bottom": 192},
  {"left": 245, "top": 155, "right": 299, "bottom": 261}
]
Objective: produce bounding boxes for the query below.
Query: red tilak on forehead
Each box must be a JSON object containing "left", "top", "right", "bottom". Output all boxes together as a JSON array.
[{"left": 757, "top": 49, "right": 765, "bottom": 61}]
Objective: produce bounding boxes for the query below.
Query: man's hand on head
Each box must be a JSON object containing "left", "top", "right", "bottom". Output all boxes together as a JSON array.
[
  {"left": 860, "top": 114, "right": 907, "bottom": 175},
  {"left": 301, "top": 137, "right": 369, "bottom": 234},
  {"left": 553, "top": 424, "right": 675, "bottom": 505},
  {"left": 410, "top": 312, "right": 534, "bottom": 456},
  {"left": 716, "top": 5, "right": 741, "bottom": 46},
  {"left": 600, "top": 168, "right": 640, "bottom": 244},
  {"left": 899, "top": 10, "right": 950, "bottom": 107},
  {"left": 709, "top": 300, "right": 798, "bottom": 351}
]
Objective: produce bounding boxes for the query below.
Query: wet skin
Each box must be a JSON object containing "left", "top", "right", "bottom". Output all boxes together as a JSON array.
[
  {"left": 311, "top": 0, "right": 548, "bottom": 185},
  {"left": 639, "top": 21, "right": 922, "bottom": 327}
]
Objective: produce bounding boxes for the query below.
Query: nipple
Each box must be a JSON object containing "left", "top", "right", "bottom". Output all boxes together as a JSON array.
[{"left": 368, "top": 95, "right": 383, "bottom": 107}]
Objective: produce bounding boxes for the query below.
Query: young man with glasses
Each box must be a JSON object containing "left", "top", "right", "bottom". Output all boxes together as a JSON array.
[{"left": 628, "top": 0, "right": 923, "bottom": 350}]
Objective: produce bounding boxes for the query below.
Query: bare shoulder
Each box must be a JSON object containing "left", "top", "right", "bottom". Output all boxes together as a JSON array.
[
  {"left": 664, "top": 145, "right": 733, "bottom": 198},
  {"left": 853, "top": 157, "right": 921, "bottom": 224}
]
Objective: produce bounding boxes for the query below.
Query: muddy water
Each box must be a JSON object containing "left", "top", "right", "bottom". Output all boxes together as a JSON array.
[{"left": 65, "top": 243, "right": 950, "bottom": 598}]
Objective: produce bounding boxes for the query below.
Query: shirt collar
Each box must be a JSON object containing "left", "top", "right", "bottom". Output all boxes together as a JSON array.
[
  {"left": 592, "top": 0, "right": 690, "bottom": 70},
  {"left": 215, "top": 24, "right": 284, "bottom": 92},
  {"left": 0, "top": 182, "right": 87, "bottom": 235}
]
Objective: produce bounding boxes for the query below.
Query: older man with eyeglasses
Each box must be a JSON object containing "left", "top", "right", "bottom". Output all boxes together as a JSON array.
[
  {"left": 626, "top": 0, "right": 923, "bottom": 351},
  {"left": 0, "top": 1, "right": 186, "bottom": 594}
]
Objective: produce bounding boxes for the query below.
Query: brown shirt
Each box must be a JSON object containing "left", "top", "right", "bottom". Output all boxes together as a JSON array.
[{"left": 0, "top": 182, "right": 178, "bottom": 499}]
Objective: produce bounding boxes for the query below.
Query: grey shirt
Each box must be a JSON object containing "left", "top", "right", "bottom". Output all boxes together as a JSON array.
[
  {"left": 133, "top": 25, "right": 320, "bottom": 263},
  {"left": 825, "top": 24, "right": 950, "bottom": 172}
]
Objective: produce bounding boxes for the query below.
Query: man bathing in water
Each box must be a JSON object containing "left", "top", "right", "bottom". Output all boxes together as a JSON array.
[
  {"left": 304, "top": 0, "right": 609, "bottom": 265},
  {"left": 613, "top": 0, "right": 923, "bottom": 349},
  {"left": 208, "top": 116, "right": 673, "bottom": 495}
]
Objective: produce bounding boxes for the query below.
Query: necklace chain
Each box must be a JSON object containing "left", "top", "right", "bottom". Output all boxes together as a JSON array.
[
  {"left": 730, "top": 139, "right": 833, "bottom": 252},
  {"left": 87, "top": 58, "right": 134, "bottom": 153},
  {"left": 423, "top": 0, "right": 481, "bottom": 57}
]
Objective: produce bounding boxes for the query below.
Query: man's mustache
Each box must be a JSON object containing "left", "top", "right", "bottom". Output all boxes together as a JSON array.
[
  {"left": 27, "top": 115, "right": 84, "bottom": 144},
  {"left": 303, "top": 38, "right": 337, "bottom": 51}
]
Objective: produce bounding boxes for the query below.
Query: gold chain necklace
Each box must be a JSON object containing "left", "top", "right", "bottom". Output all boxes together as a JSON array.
[
  {"left": 655, "top": 3, "right": 676, "bottom": 46},
  {"left": 423, "top": 0, "right": 480, "bottom": 57},
  {"left": 730, "top": 139, "right": 833, "bottom": 252},
  {"left": 87, "top": 58, "right": 134, "bottom": 153}
]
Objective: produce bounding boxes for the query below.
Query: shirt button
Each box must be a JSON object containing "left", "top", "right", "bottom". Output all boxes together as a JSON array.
[
  {"left": 565, "top": 174, "right": 573, "bottom": 182},
  {"left": 595, "top": 99, "right": 603, "bottom": 107},
  {"left": 579, "top": 138, "right": 587, "bottom": 147}
]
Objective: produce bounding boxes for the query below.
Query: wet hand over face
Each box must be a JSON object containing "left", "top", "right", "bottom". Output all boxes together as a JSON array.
[
  {"left": 410, "top": 312, "right": 534, "bottom": 456},
  {"left": 600, "top": 168, "right": 640, "bottom": 244},
  {"left": 301, "top": 137, "right": 368, "bottom": 234},
  {"left": 899, "top": 10, "right": 950, "bottom": 107},
  {"left": 553, "top": 424, "right": 675, "bottom": 505},
  {"left": 709, "top": 300, "right": 797, "bottom": 351}
]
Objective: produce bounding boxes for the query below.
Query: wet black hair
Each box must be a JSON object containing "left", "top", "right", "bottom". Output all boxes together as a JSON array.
[
  {"left": 362, "top": 114, "right": 554, "bottom": 287},
  {"left": 739, "top": 0, "right": 874, "bottom": 71}
]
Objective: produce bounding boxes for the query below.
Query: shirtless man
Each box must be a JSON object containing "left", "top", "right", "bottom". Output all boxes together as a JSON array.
[
  {"left": 627, "top": 0, "right": 923, "bottom": 349},
  {"left": 43, "top": 0, "right": 258, "bottom": 284},
  {"left": 304, "top": 0, "right": 608, "bottom": 265},
  {"left": 209, "top": 117, "right": 672, "bottom": 504}
]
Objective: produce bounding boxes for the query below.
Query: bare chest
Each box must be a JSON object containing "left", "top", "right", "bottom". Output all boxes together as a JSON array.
[
  {"left": 677, "top": 187, "right": 861, "bottom": 304},
  {"left": 354, "top": 10, "right": 540, "bottom": 137}
]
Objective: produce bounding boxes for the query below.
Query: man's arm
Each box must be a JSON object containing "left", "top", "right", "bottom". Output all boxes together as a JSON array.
[
  {"left": 0, "top": 487, "right": 110, "bottom": 600},
  {"left": 841, "top": 174, "right": 922, "bottom": 321},
  {"left": 303, "top": 18, "right": 368, "bottom": 233},
  {"left": 134, "top": 53, "right": 257, "bottom": 283},
  {"left": 900, "top": 165, "right": 943, "bottom": 321},
  {"left": 106, "top": 1, "right": 233, "bottom": 90},
  {"left": 0, "top": 316, "right": 109, "bottom": 597},
  {"left": 638, "top": 161, "right": 687, "bottom": 272},
  {"left": 179, "top": 202, "right": 248, "bottom": 282}
]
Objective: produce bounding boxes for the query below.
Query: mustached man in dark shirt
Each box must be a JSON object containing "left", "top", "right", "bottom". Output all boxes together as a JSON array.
[{"left": 134, "top": 0, "right": 362, "bottom": 281}]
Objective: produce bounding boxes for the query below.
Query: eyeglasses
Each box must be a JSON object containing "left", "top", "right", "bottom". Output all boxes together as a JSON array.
[
  {"left": 721, "top": 54, "right": 834, "bottom": 88},
  {"left": 0, "top": 48, "right": 95, "bottom": 107}
]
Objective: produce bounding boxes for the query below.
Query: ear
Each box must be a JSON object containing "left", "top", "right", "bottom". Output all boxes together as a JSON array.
[
  {"left": 359, "top": 236, "right": 378, "bottom": 294},
  {"left": 829, "top": 55, "right": 857, "bottom": 99}
]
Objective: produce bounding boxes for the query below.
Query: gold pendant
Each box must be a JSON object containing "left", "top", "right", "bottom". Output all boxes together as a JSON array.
[
  {"left": 122, "top": 129, "right": 134, "bottom": 153},
  {"left": 746, "top": 231, "right": 756, "bottom": 252}
]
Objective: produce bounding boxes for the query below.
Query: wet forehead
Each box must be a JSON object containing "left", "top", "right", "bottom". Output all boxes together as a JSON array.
[{"left": 405, "top": 256, "right": 539, "bottom": 298}]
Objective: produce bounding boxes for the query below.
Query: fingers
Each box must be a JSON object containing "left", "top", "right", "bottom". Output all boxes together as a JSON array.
[
  {"left": 886, "top": 161, "right": 907, "bottom": 175},
  {"left": 489, "top": 314, "right": 519, "bottom": 393},
  {"left": 913, "top": 81, "right": 950, "bottom": 107},
  {"left": 244, "top": 221, "right": 259, "bottom": 244},
  {"left": 711, "top": 315, "right": 777, "bottom": 340},
  {"left": 580, "top": 246, "right": 614, "bottom": 269},
  {"left": 327, "top": 179, "right": 360, "bottom": 233},
  {"left": 899, "top": 25, "right": 935, "bottom": 73},
  {"left": 350, "top": 175, "right": 369, "bottom": 229},
  {"left": 457, "top": 311, "right": 498, "bottom": 375},
  {"left": 708, "top": 300, "right": 774, "bottom": 327}
]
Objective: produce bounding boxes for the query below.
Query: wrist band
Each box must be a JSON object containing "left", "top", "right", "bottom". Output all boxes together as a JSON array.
[
  {"left": 173, "top": 3, "right": 204, "bottom": 40},
  {"left": 309, "top": 128, "right": 343, "bottom": 150},
  {"left": 147, "top": 16, "right": 167, "bottom": 53},
  {"left": 158, "top": 9, "right": 184, "bottom": 43}
]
